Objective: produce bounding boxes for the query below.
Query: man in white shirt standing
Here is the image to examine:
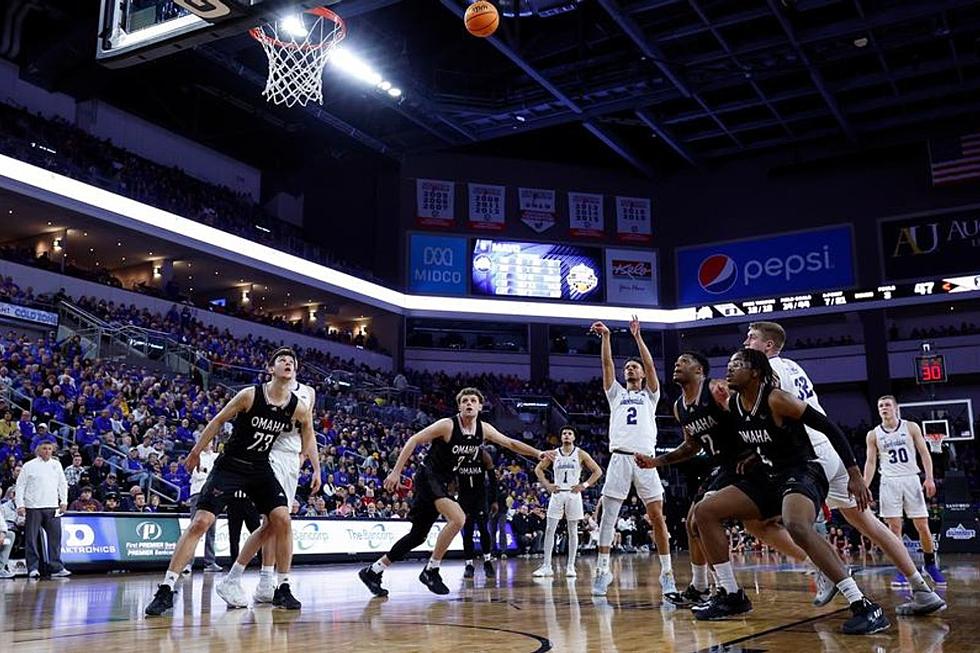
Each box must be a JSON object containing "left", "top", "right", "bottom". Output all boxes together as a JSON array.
[
  {"left": 15, "top": 441, "right": 70, "bottom": 578},
  {"left": 0, "top": 504, "right": 14, "bottom": 578},
  {"left": 590, "top": 316, "right": 676, "bottom": 598},
  {"left": 183, "top": 439, "right": 221, "bottom": 573}
]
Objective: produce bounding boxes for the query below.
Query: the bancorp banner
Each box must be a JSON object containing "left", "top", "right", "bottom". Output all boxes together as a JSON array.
[
  {"left": 605, "top": 248, "right": 659, "bottom": 306},
  {"left": 879, "top": 207, "right": 980, "bottom": 280},
  {"left": 407, "top": 233, "right": 468, "bottom": 296},
  {"left": 676, "top": 225, "right": 855, "bottom": 305}
]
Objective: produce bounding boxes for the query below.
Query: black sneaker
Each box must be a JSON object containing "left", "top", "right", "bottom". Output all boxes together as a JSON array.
[
  {"left": 463, "top": 564, "right": 475, "bottom": 579},
  {"left": 693, "top": 588, "right": 752, "bottom": 621},
  {"left": 145, "top": 585, "right": 174, "bottom": 616},
  {"left": 842, "top": 598, "right": 890, "bottom": 635},
  {"left": 272, "top": 583, "right": 302, "bottom": 610},
  {"left": 419, "top": 567, "right": 450, "bottom": 595},
  {"left": 483, "top": 560, "right": 495, "bottom": 578},
  {"left": 358, "top": 567, "right": 389, "bottom": 597},
  {"left": 666, "top": 584, "right": 711, "bottom": 608}
]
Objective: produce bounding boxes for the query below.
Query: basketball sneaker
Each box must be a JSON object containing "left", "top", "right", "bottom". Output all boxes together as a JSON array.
[
  {"left": 463, "top": 563, "right": 475, "bottom": 579},
  {"left": 890, "top": 572, "right": 909, "bottom": 588},
  {"left": 52, "top": 569, "right": 71, "bottom": 578},
  {"left": 358, "top": 567, "right": 389, "bottom": 597},
  {"left": 484, "top": 560, "right": 496, "bottom": 578},
  {"left": 896, "top": 589, "right": 946, "bottom": 616},
  {"left": 565, "top": 565, "right": 577, "bottom": 578},
  {"left": 181, "top": 564, "right": 192, "bottom": 576},
  {"left": 659, "top": 570, "right": 678, "bottom": 595},
  {"left": 273, "top": 583, "right": 301, "bottom": 610},
  {"left": 204, "top": 562, "right": 223, "bottom": 573},
  {"left": 216, "top": 576, "right": 249, "bottom": 608},
  {"left": 693, "top": 588, "right": 752, "bottom": 621},
  {"left": 842, "top": 598, "right": 890, "bottom": 635},
  {"left": 419, "top": 567, "right": 450, "bottom": 595},
  {"left": 923, "top": 564, "right": 946, "bottom": 586},
  {"left": 813, "top": 570, "right": 839, "bottom": 607},
  {"left": 591, "top": 569, "right": 614, "bottom": 596},
  {"left": 254, "top": 576, "right": 275, "bottom": 604},
  {"left": 145, "top": 585, "right": 174, "bottom": 616},
  {"left": 532, "top": 566, "right": 554, "bottom": 578},
  {"left": 0, "top": 569, "right": 15, "bottom": 579},
  {"left": 665, "top": 584, "right": 710, "bottom": 608}
]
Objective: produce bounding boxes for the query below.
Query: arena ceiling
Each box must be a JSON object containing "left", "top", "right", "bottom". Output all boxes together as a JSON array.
[{"left": 6, "top": 0, "right": 980, "bottom": 176}]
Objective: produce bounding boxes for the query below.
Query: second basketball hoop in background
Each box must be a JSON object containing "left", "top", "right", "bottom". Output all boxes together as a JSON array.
[
  {"left": 250, "top": 6, "right": 347, "bottom": 107},
  {"left": 465, "top": 1, "right": 500, "bottom": 38}
]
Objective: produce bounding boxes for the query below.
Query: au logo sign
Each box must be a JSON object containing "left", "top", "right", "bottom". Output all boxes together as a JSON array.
[{"left": 880, "top": 209, "right": 980, "bottom": 280}]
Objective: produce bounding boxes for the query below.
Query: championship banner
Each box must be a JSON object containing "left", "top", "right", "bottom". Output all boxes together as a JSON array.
[
  {"left": 568, "top": 192, "right": 604, "bottom": 238},
  {"left": 519, "top": 187, "right": 556, "bottom": 233},
  {"left": 416, "top": 178, "right": 455, "bottom": 228},
  {"left": 467, "top": 183, "right": 506, "bottom": 231},
  {"left": 615, "top": 196, "right": 652, "bottom": 243}
]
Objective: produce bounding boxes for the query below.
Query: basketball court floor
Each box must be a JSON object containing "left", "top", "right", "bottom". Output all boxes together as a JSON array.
[{"left": 3, "top": 553, "right": 973, "bottom": 652}]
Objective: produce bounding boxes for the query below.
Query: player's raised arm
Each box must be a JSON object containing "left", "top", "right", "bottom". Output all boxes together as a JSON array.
[
  {"left": 383, "top": 418, "right": 453, "bottom": 492},
  {"left": 908, "top": 421, "right": 936, "bottom": 498},
  {"left": 863, "top": 430, "right": 878, "bottom": 488},
  {"left": 591, "top": 321, "right": 615, "bottom": 392},
  {"left": 185, "top": 387, "right": 253, "bottom": 473},
  {"left": 630, "top": 314, "right": 659, "bottom": 394},
  {"left": 483, "top": 422, "right": 553, "bottom": 462}
]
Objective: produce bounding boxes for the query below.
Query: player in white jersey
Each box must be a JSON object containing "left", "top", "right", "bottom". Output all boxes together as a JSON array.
[
  {"left": 217, "top": 378, "right": 319, "bottom": 607},
  {"left": 533, "top": 426, "right": 602, "bottom": 578},
  {"left": 864, "top": 395, "right": 945, "bottom": 588},
  {"left": 589, "top": 316, "right": 676, "bottom": 597},
  {"left": 745, "top": 322, "right": 945, "bottom": 615}
]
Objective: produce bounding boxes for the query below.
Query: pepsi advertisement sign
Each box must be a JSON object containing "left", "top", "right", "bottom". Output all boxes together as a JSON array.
[
  {"left": 407, "top": 233, "right": 468, "bottom": 296},
  {"left": 677, "top": 225, "right": 855, "bottom": 305}
]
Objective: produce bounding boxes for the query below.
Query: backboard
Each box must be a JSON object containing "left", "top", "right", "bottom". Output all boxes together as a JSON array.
[
  {"left": 899, "top": 399, "right": 975, "bottom": 442},
  {"left": 97, "top": 0, "right": 337, "bottom": 67}
]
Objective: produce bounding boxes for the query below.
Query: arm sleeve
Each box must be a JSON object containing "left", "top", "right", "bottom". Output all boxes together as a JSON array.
[{"left": 801, "top": 405, "right": 856, "bottom": 468}]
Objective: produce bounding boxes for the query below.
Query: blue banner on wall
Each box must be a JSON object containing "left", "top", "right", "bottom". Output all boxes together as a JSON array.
[
  {"left": 676, "top": 225, "right": 855, "bottom": 305},
  {"left": 407, "top": 233, "right": 468, "bottom": 296}
]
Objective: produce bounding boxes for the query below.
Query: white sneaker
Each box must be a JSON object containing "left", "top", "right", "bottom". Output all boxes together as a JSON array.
[
  {"left": 592, "top": 569, "right": 614, "bottom": 596},
  {"left": 0, "top": 569, "right": 15, "bottom": 579},
  {"left": 52, "top": 569, "right": 72, "bottom": 578},
  {"left": 253, "top": 578, "right": 275, "bottom": 604},
  {"left": 659, "top": 570, "right": 678, "bottom": 595},
  {"left": 216, "top": 576, "right": 249, "bottom": 608},
  {"left": 565, "top": 565, "right": 577, "bottom": 578},
  {"left": 181, "top": 564, "right": 192, "bottom": 575},
  {"left": 532, "top": 565, "right": 554, "bottom": 577},
  {"left": 28, "top": 570, "right": 40, "bottom": 579}
]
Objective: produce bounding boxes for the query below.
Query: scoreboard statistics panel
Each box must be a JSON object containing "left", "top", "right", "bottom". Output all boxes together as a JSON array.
[{"left": 471, "top": 239, "right": 605, "bottom": 302}]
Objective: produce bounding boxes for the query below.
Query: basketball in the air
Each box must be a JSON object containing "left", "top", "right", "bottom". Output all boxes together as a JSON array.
[{"left": 465, "top": 1, "right": 499, "bottom": 38}]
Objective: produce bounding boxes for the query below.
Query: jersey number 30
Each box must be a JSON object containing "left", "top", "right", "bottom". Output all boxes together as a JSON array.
[{"left": 888, "top": 448, "right": 909, "bottom": 464}]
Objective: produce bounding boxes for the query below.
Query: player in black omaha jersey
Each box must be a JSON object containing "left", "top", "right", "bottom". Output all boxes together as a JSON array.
[
  {"left": 145, "top": 348, "right": 320, "bottom": 616},
  {"left": 692, "top": 349, "right": 889, "bottom": 635},
  {"left": 457, "top": 448, "right": 496, "bottom": 580},
  {"left": 636, "top": 352, "right": 810, "bottom": 608},
  {"left": 358, "top": 387, "right": 554, "bottom": 596}
]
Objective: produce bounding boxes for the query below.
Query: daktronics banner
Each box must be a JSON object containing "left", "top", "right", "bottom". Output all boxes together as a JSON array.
[
  {"left": 879, "top": 207, "right": 980, "bottom": 280},
  {"left": 407, "top": 233, "right": 468, "bottom": 296},
  {"left": 605, "top": 248, "right": 659, "bottom": 306},
  {"left": 676, "top": 225, "right": 855, "bottom": 305}
]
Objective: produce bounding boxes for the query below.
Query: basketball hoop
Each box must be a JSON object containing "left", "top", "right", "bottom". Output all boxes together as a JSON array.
[
  {"left": 925, "top": 430, "right": 946, "bottom": 454},
  {"left": 249, "top": 7, "right": 347, "bottom": 108}
]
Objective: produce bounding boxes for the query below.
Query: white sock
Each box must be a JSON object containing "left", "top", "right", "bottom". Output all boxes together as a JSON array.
[
  {"left": 908, "top": 571, "right": 930, "bottom": 592},
  {"left": 597, "top": 552, "right": 611, "bottom": 571},
  {"left": 713, "top": 561, "right": 739, "bottom": 594},
  {"left": 163, "top": 570, "right": 179, "bottom": 589},
  {"left": 465, "top": 559, "right": 473, "bottom": 566},
  {"left": 542, "top": 518, "right": 559, "bottom": 568},
  {"left": 659, "top": 554, "right": 673, "bottom": 574},
  {"left": 426, "top": 558, "right": 441, "bottom": 570},
  {"left": 692, "top": 564, "right": 709, "bottom": 591},
  {"left": 567, "top": 521, "right": 579, "bottom": 566},
  {"left": 277, "top": 573, "right": 290, "bottom": 588},
  {"left": 837, "top": 577, "right": 864, "bottom": 604},
  {"left": 228, "top": 562, "right": 246, "bottom": 581},
  {"left": 484, "top": 553, "right": 493, "bottom": 562},
  {"left": 260, "top": 565, "right": 275, "bottom": 581},
  {"left": 370, "top": 558, "right": 390, "bottom": 574}
]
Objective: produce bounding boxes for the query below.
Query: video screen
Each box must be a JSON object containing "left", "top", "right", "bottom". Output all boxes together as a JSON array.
[{"left": 471, "top": 239, "right": 604, "bottom": 302}]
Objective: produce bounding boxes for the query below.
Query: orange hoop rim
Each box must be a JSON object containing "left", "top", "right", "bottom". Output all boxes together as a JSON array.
[{"left": 249, "top": 6, "right": 347, "bottom": 51}]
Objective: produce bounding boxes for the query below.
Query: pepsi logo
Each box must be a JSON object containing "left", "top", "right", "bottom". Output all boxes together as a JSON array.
[{"left": 698, "top": 254, "right": 737, "bottom": 294}]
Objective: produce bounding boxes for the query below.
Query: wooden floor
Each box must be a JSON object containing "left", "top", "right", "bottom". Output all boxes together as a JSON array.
[{"left": 2, "top": 552, "right": 975, "bottom": 652}]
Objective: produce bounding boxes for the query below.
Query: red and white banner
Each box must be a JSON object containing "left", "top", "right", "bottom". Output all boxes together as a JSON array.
[
  {"left": 568, "top": 192, "right": 604, "bottom": 238},
  {"left": 416, "top": 178, "right": 455, "bottom": 228},
  {"left": 615, "top": 196, "right": 652, "bottom": 243},
  {"left": 468, "top": 183, "right": 506, "bottom": 231},
  {"left": 519, "top": 187, "right": 557, "bottom": 233}
]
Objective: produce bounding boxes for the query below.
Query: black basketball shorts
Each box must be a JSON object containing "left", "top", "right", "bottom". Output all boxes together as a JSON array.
[
  {"left": 734, "top": 461, "right": 829, "bottom": 520},
  {"left": 195, "top": 454, "right": 289, "bottom": 517},
  {"left": 694, "top": 466, "right": 739, "bottom": 504},
  {"left": 408, "top": 467, "right": 459, "bottom": 524}
]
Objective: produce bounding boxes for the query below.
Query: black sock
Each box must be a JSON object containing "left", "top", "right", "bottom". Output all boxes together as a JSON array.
[{"left": 924, "top": 551, "right": 936, "bottom": 566}]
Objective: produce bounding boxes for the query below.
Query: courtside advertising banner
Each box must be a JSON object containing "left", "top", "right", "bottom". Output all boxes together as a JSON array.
[
  {"left": 568, "top": 192, "right": 604, "bottom": 238},
  {"left": 676, "top": 225, "right": 855, "bottom": 305},
  {"left": 615, "top": 196, "right": 652, "bottom": 243},
  {"left": 416, "top": 178, "right": 455, "bottom": 228},
  {"left": 605, "top": 249, "right": 659, "bottom": 306},
  {"left": 407, "top": 233, "right": 468, "bottom": 295},
  {"left": 467, "top": 183, "right": 506, "bottom": 231},
  {"left": 519, "top": 187, "right": 557, "bottom": 233}
]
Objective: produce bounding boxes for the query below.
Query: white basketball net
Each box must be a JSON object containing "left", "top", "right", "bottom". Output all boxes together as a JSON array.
[{"left": 250, "top": 10, "right": 346, "bottom": 108}]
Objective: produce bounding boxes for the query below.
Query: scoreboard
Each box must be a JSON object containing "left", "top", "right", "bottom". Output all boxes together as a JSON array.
[
  {"left": 471, "top": 239, "right": 604, "bottom": 302},
  {"left": 695, "top": 274, "right": 980, "bottom": 320}
]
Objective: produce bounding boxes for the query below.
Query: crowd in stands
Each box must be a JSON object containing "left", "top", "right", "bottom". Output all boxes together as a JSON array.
[{"left": 891, "top": 322, "right": 980, "bottom": 341}]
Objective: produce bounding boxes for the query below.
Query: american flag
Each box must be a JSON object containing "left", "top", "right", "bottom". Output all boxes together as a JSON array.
[{"left": 930, "top": 133, "right": 980, "bottom": 186}]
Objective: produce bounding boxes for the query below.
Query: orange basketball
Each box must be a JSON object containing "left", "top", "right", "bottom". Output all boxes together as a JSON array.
[{"left": 465, "top": 1, "right": 499, "bottom": 38}]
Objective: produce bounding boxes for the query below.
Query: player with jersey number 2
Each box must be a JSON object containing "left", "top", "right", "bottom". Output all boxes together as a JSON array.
[{"left": 589, "top": 316, "right": 676, "bottom": 598}]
